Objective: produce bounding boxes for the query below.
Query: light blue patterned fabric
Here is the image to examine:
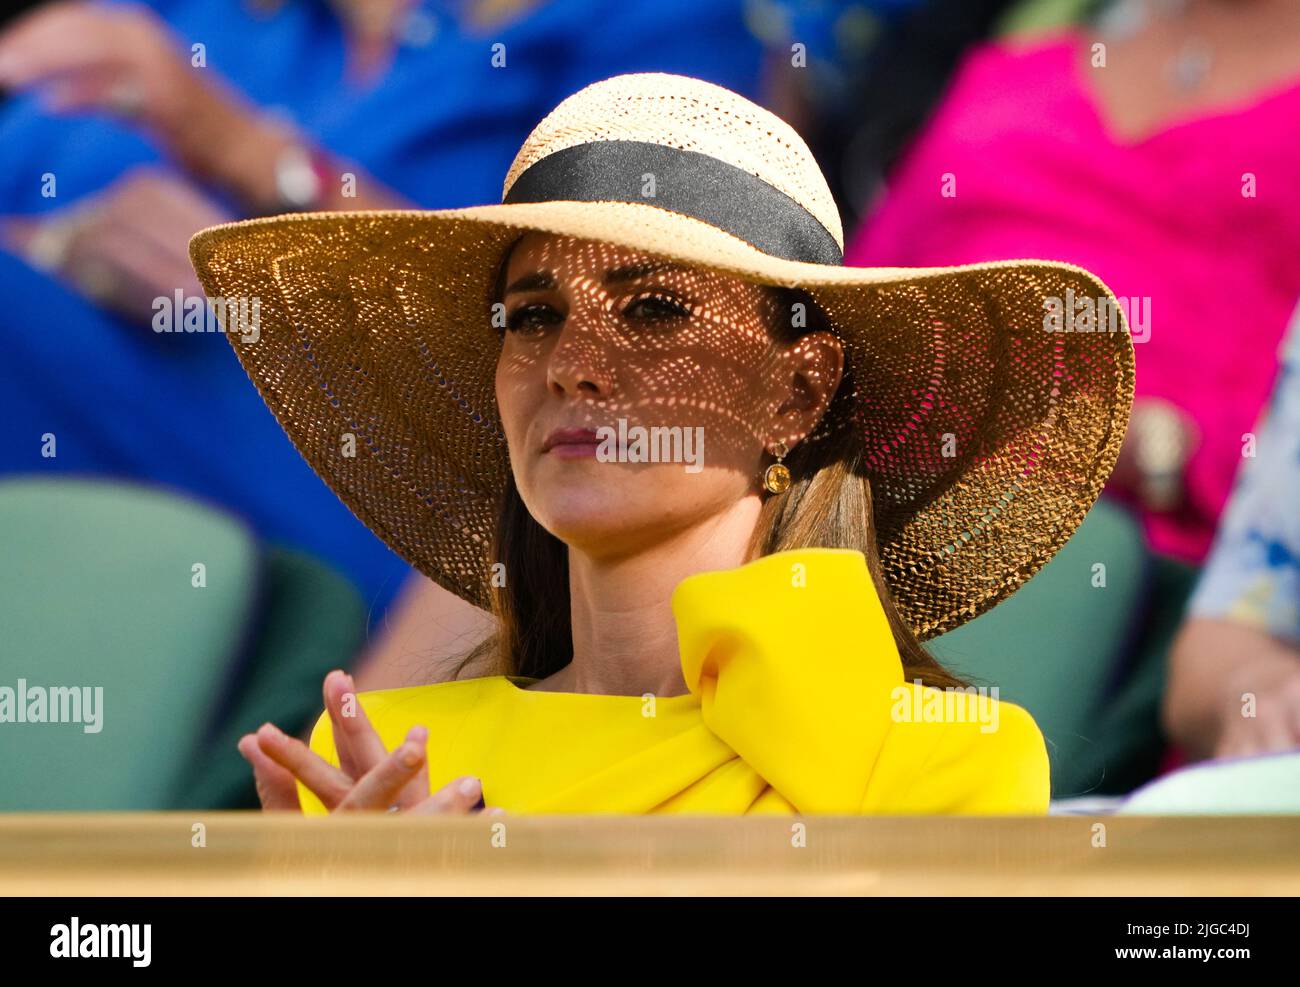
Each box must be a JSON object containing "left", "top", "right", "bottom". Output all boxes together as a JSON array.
[{"left": 1187, "top": 302, "right": 1300, "bottom": 643}]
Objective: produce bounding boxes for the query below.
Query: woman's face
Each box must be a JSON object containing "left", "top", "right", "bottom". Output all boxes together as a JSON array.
[{"left": 494, "top": 232, "right": 843, "bottom": 560}]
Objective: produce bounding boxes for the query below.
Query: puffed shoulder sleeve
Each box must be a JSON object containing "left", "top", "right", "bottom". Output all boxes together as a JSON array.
[
  {"left": 671, "top": 547, "right": 1052, "bottom": 815},
  {"left": 866, "top": 695, "right": 1050, "bottom": 814},
  {"left": 671, "top": 548, "right": 902, "bottom": 813}
]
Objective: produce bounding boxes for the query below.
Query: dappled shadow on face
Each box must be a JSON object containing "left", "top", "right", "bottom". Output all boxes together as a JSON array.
[
  {"left": 494, "top": 232, "right": 824, "bottom": 473},
  {"left": 489, "top": 232, "right": 847, "bottom": 554}
]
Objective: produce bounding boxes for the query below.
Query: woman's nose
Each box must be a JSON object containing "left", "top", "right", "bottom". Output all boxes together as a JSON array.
[{"left": 545, "top": 316, "right": 615, "bottom": 399}]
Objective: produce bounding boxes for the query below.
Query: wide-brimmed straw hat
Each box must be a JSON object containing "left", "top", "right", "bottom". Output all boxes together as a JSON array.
[{"left": 189, "top": 72, "right": 1134, "bottom": 639}]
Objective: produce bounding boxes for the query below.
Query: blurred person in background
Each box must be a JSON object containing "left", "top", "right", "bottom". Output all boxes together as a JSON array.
[
  {"left": 754, "top": 0, "right": 1022, "bottom": 230},
  {"left": 0, "top": 0, "right": 764, "bottom": 621},
  {"left": 845, "top": 0, "right": 1300, "bottom": 571},
  {"left": 1164, "top": 304, "right": 1300, "bottom": 761}
]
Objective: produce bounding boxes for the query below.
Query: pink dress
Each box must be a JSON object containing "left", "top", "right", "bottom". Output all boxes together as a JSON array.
[{"left": 846, "top": 31, "right": 1300, "bottom": 563}]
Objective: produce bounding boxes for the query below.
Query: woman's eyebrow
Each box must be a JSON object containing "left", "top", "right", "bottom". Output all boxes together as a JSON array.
[
  {"left": 504, "top": 270, "right": 556, "bottom": 294},
  {"left": 602, "top": 261, "right": 689, "bottom": 285}
]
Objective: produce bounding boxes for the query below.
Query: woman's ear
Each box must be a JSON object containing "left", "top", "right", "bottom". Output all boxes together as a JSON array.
[{"left": 771, "top": 331, "right": 845, "bottom": 444}]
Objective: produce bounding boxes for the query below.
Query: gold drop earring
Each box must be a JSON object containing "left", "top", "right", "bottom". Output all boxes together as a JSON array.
[{"left": 762, "top": 440, "right": 791, "bottom": 494}]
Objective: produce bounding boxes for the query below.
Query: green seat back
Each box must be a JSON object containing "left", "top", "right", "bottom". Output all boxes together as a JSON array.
[
  {"left": 928, "top": 498, "right": 1147, "bottom": 796},
  {"left": 0, "top": 477, "right": 258, "bottom": 809},
  {"left": 172, "top": 546, "right": 367, "bottom": 809}
]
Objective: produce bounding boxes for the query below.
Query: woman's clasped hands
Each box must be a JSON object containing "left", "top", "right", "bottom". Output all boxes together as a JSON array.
[{"left": 237, "top": 669, "right": 504, "bottom": 816}]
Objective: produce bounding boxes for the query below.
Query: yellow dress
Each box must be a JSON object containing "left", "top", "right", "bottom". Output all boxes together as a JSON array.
[{"left": 299, "top": 547, "right": 1050, "bottom": 814}]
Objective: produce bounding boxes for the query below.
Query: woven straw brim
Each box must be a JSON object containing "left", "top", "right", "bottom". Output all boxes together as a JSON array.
[{"left": 189, "top": 201, "right": 1134, "bottom": 639}]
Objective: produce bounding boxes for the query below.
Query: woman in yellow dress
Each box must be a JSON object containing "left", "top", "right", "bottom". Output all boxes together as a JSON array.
[{"left": 191, "top": 73, "right": 1134, "bottom": 816}]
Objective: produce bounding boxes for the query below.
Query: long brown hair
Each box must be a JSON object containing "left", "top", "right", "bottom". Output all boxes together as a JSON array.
[{"left": 445, "top": 261, "right": 964, "bottom": 690}]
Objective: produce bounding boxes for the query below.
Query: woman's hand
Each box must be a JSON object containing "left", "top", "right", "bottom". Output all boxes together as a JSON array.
[
  {"left": 0, "top": 1, "right": 412, "bottom": 213},
  {"left": 1165, "top": 617, "right": 1300, "bottom": 762},
  {"left": 1212, "top": 656, "right": 1300, "bottom": 761},
  {"left": 3, "top": 167, "right": 229, "bottom": 324},
  {"left": 237, "top": 670, "right": 503, "bottom": 815},
  {"left": 0, "top": 1, "right": 293, "bottom": 211},
  {"left": 1109, "top": 397, "right": 1197, "bottom": 513},
  {"left": 0, "top": 2, "right": 219, "bottom": 145}
]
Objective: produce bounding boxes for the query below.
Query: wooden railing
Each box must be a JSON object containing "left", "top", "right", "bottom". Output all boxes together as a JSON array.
[{"left": 1, "top": 814, "right": 1297, "bottom": 895}]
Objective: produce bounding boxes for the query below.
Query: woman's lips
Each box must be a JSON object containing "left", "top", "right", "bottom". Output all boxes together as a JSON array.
[{"left": 542, "top": 427, "right": 602, "bottom": 458}]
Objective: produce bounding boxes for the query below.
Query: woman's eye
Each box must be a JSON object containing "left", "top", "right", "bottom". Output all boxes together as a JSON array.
[
  {"left": 622, "top": 292, "right": 691, "bottom": 323},
  {"left": 505, "top": 303, "right": 561, "bottom": 335}
]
